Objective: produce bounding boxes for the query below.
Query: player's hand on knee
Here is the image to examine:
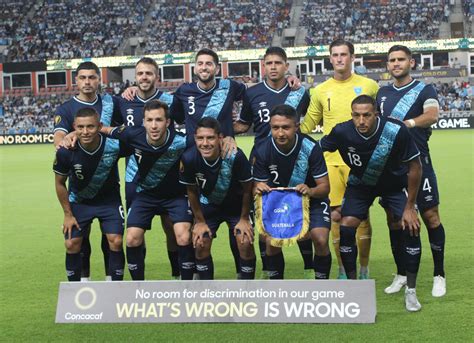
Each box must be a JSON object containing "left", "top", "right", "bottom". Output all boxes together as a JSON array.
[
  {"left": 63, "top": 214, "right": 81, "bottom": 240},
  {"left": 402, "top": 206, "right": 420, "bottom": 237},
  {"left": 121, "top": 86, "right": 138, "bottom": 101},
  {"left": 234, "top": 219, "right": 254, "bottom": 244},
  {"left": 60, "top": 132, "right": 78, "bottom": 150},
  {"left": 220, "top": 137, "right": 237, "bottom": 159},
  {"left": 192, "top": 223, "right": 212, "bottom": 248}
]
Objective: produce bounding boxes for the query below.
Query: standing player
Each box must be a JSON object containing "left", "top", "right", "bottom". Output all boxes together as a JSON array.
[
  {"left": 233, "top": 46, "right": 313, "bottom": 279},
  {"left": 54, "top": 108, "right": 127, "bottom": 282},
  {"left": 102, "top": 100, "right": 194, "bottom": 280},
  {"left": 300, "top": 39, "right": 379, "bottom": 279},
  {"left": 253, "top": 104, "right": 332, "bottom": 280},
  {"left": 54, "top": 61, "right": 118, "bottom": 281},
  {"left": 377, "top": 45, "right": 446, "bottom": 297},
  {"left": 180, "top": 117, "right": 256, "bottom": 280},
  {"left": 115, "top": 57, "right": 180, "bottom": 280},
  {"left": 320, "top": 95, "right": 423, "bottom": 312}
]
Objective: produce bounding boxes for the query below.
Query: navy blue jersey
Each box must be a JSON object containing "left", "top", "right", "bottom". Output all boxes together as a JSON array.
[
  {"left": 320, "top": 116, "right": 420, "bottom": 192},
  {"left": 253, "top": 133, "right": 328, "bottom": 193},
  {"left": 239, "top": 81, "right": 310, "bottom": 144},
  {"left": 113, "top": 89, "right": 174, "bottom": 127},
  {"left": 110, "top": 126, "right": 186, "bottom": 198},
  {"left": 180, "top": 146, "right": 252, "bottom": 206},
  {"left": 53, "top": 133, "right": 129, "bottom": 204},
  {"left": 171, "top": 79, "right": 246, "bottom": 146},
  {"left": 54, "top": 94, "right": 120, "bottom": 134},
  {"left": 377, "top": 79, "right": 439, "bottom": 156}
]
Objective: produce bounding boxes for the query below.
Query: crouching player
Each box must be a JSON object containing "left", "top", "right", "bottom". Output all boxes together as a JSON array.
[
  {"left": 102, "top": 100, "right": 194, "bottom": 280},
  {"left": 253, "top": 104, "right": 332, "bottom": 280},
  {"left": 54, "top": 108, "right": 128, "bottom": 281},
  {"left": 320, "top": 95, "right": 423, "bottom": 312},
  {"left": 180, "top": 117, "right": 256, "bottom": 280}
]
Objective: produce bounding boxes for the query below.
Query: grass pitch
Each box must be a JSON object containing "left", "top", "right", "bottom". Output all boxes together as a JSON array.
[{"left": 0, "top": 130, "right": 472, "bottom": 342}]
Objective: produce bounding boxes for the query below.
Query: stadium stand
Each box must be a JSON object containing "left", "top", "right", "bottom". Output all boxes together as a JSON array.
[
  {"left": 4, "top": 0, "right": 149, "bottom": 62},
  {"left": 143, "top": 0, "right": 292, "bottom": 54},
  {"left": 300, "top": 0, "right": 446, "bottom": 46}
]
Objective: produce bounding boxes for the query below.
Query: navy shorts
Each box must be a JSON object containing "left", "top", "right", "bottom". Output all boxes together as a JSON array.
[
  {"left": 417, "top": 157, "right": 440, "bottom": 211},
  {"left": 127, "top": 192, "right": 192, "bottom": 230},
  {"left": 309, "top": 198, "right": 331, "bottom": 230},
  {"left": 343, "top": 185, "right": 407, "bottom": 221},
  {"left": 125, "top": 181, "right": 138, "bottom": 210},
  {"left": 200, "top": 203, "right": 248, "bottom": 238},
  {"left": 67, "top": 200, "right": 125, "bottom": 239}
]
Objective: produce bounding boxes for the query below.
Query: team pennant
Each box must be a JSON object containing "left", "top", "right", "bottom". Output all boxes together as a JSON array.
[{"left": 254, "top": 188, "right": 309, "bottom": 247}]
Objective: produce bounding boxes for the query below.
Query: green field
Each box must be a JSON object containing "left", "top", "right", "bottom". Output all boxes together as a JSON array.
[{"left": 0, "top": 130, "right": 473, "bottom": 342}]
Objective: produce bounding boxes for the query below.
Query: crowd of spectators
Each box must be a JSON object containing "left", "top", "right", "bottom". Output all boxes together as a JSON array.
[
  {"left": 0, "top": 93, "right": 68, "bottom": 134},
  {"left": 434, "top": 79, "right": 472, "bottom": 112},
  {"left": 142, "top": 0, "right": 292, "bottom": 53},
  {"left": 301, "top": 0, "right": 445, "bottom": 46},
  {"left": 4, "top": 0, "right": 149, "bottom": 62}
]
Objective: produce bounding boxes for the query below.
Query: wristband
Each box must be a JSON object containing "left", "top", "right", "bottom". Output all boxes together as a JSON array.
[{"left": 407, "top": 119, "right": 416, "bottom": 128}]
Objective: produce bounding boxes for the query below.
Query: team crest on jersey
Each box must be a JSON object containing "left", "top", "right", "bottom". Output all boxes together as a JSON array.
[
  {"left": 103, "top": 156, "right": 114, "bottom": 167},
  {"left": 354, "top": 87, "right": 362, "bottom": 95},
  {"left": 348, "top": 147, "right": 356, "bottom": 153},
  {"left": 259, "top": 102, "right": 267, "bottom": 108},
  {"left": 379, "top": 144, "right": 389, "bottom": 154},
  {"left": 126, "top": 108, "right": 134, "bottom": 116},
  {"left": 54, "top": 115, "right": 62, "bottom": 125},
  {"left": 188, "top": 96, "right": 195, "bottom": 102}
]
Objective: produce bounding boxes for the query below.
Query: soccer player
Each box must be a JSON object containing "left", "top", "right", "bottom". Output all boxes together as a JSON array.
[
  {"left": 253, "top": 104, "right": 331, "bottom": 280},
  {"left": 320, "top": 95, "right": 423, "bottom": 312},
  {"left": 54, "top": 108, "right": 127, "bottom": 282},
  {"left": 54, "top": 61, "right": 118, "bottom": 281},
  {"left": 102, "top": 100, "right": 194, "bottom": 280},
  {"left": 180, "top": 117, "right": 256, "bottom": 280},
  {"left": 300, "top": 39, "right": 379, "bottom": 280},
  {"left": 114, "top": 57, "right": 180, "bottom": 280},
  {"left": 377, "top": 45, "right": 447, "bottom": 297},
  {"left": 233, "top": 46, "right": 313, "bottom": 279}
]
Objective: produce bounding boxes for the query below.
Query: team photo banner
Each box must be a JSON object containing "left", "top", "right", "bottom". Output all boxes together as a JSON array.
[
  {"left": 56, "top": 280, "right": 376, "bottom": 324},
  {"left": 0, "top": 133, "right": 54, "bottom": 145}
]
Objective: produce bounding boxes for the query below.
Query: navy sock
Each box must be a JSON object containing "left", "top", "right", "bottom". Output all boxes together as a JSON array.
[
  {"left": 267, "top": 252, "right": 285, "bottom": 279},
  {"left": 109, "top": 250, "right": 125, "bottom": 281},
  {"left": 339, "top": 225, "right": 357, "bottom": 279},
  {"left": 196, "top": 255, "right": 214, "bottom": 280},
  {"left": 240, "top": 257, "right": 256, "bottom": 279},
  {"left": 297, "top": 239, "right": 314, "bottom": 270},
  {"left": 258, "top": 239, "right": 267, "bottom": 271},
  {"left": 126, "top": 245, "right": 145, "bottom": 280},
  {"left": 66, "top": 252, "right": 81, "bottom": 282},
  {"left": 168, "top": 250, "right": 180, "bottom": 277},
  {"left": 402, "top": 229, "right": 422, "bottom": 288},
  {"left": 177, "top": 244, "right": 195, "bottom": 280},
  {"left": 80, "top": 236, "right": 91, "bottom": 278},
  {"left": 427, "top": 224, "right": 445, "bottom": 277},
  {"left": 101, "top": 234, "right": 110, "bottom": 276},
  {"left": 389, "top": 229, "right": 406, "bottom": 276},
  {"left": 229, "top": 232, "right": 241, "bottom": 274},
  {"left": 314, "top": 253, "right": 332, "bottom": 279}
]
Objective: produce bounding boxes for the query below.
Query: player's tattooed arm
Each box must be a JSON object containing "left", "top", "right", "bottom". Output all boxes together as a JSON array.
[
  {"left": 402, "top": 157, "right": 422, "bottom": 236},
  {"left": 54, "top": 174, "right": 80, "bottom": 240},
  {"left": 121, "top": 86, "right": 138, "bottom": 101},
  {"left": 235, "top": 181, "right": 254, "bottom": 244},
  {"left": 186, "top": 185, "right": 212, "bottom": 247},
  {"left": 221, "top": 136, "right": 238, "bottom": 158},
  {"left": 233, "top": 121, "right": 250, "bottom": 134}
]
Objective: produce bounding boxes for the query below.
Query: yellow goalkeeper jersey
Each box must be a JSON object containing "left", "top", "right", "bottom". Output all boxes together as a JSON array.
[{"left": 301, "top": 73, "right": 379, "bottom": 165}]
